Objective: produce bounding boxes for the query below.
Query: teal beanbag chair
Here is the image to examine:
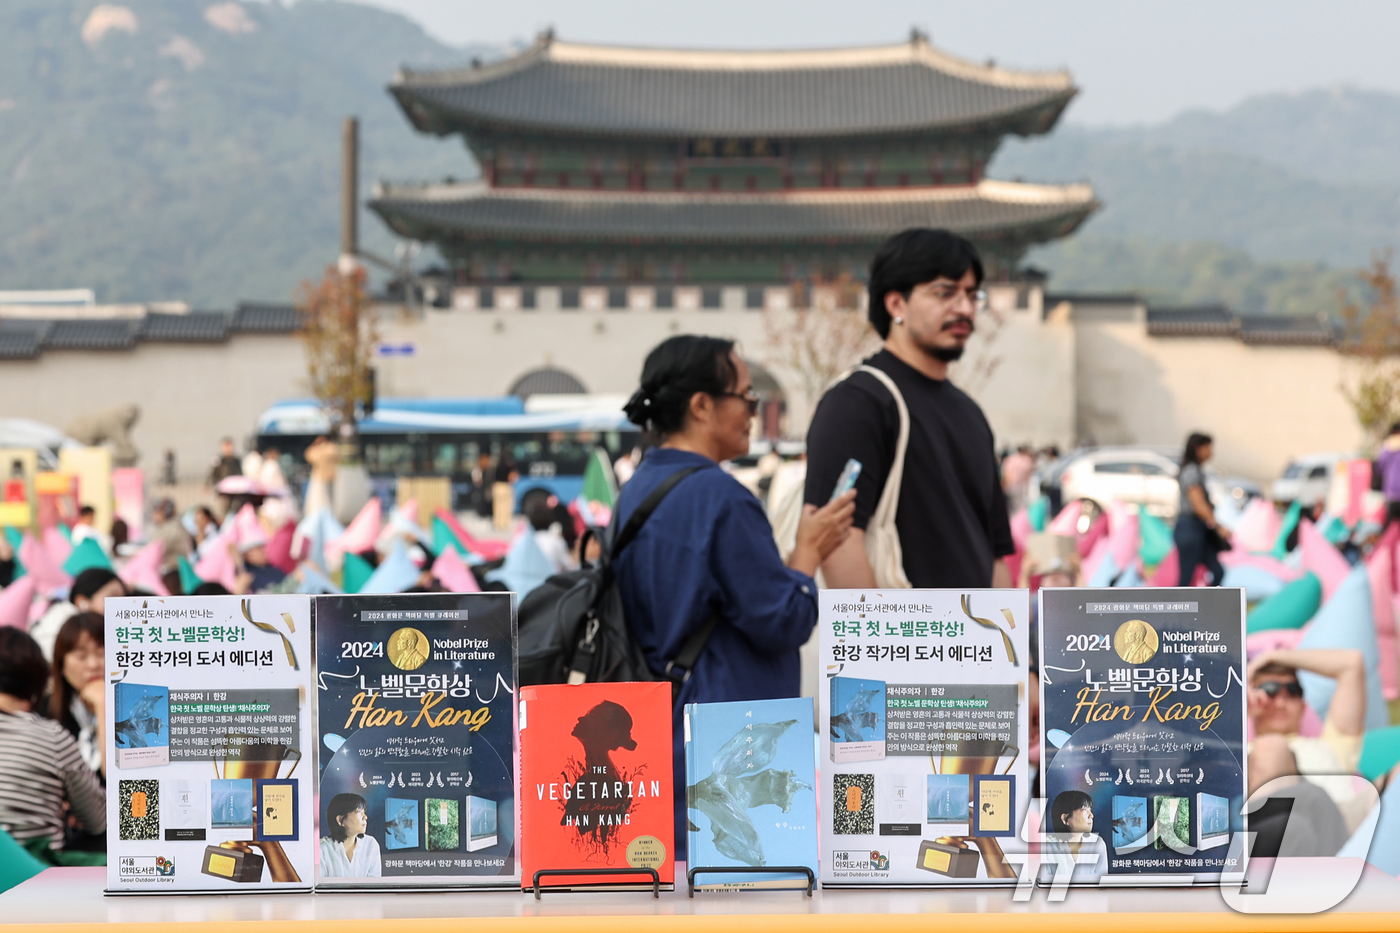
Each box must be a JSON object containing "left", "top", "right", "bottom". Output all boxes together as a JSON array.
[
  {"left": 1028, "top": 497, "right": 1048, "bottom": 533},
  {"left": 342, "top": 552, "right": 374, "bottom": 594},
  {"left": 1271, "top": 500, "right": 1303, "bottom": 559},
  {"left": 1247, "top": 571, "right": 1322, "bottom": 634},
  {"left": 1139, "top": 512, "right": 1174, "bottom": 568},
  {"left": 62, "top": 538, "right": 113, "bottom": 576},
  {"left": 1359, "top": 725, "right": 1400, "bottom": 782},
  {"left": 0, "top": 827, "right": 46, "bottom": 893}
]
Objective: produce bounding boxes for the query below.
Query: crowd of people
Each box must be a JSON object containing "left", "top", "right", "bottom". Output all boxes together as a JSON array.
[{"left": 0, "top": 226, "right": 1390, "bottom": 874}]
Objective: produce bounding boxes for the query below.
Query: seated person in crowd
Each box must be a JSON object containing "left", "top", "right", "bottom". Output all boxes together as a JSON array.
[
  {"left": 29, "top": 568, "right": 128, "bottom": 661},
  {"left": 69, "top": 506, "right": 112, "bottom": 557},
  {"left": 524, "top": 492, "right": 578, "bottom": 575},
  {"left": 46, "top": 613, "right": 106, "bottom": 777},
  {"left": 236, "top": 537, "right": 286, "bottom": 594},
  {"left": 1248, "top": 647, "right": 1369, "bottom": 834},
  {"left": 0, "top": 627, "right": 106, "bottom": 865}
]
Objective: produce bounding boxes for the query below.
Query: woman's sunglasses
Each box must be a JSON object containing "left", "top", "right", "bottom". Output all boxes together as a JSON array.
[
  {"left": 713, "top": 389, "right": 761, "bottom": 415},
  {"left": 1255, "top": 680, "right": 1303, "bottom": 699}
]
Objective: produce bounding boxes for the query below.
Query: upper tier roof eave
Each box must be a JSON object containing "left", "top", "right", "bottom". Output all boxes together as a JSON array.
[
  {"left": 397, "top": 35, "right": 1073, "bottom": 91},
  {"left": 390, "top": 34, "right": 1077, "bottom": 140}
]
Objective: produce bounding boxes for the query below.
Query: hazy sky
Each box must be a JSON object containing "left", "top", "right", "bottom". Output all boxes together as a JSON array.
[{"left": 357, "top": 0, "right": 1400, "bottom": 126}]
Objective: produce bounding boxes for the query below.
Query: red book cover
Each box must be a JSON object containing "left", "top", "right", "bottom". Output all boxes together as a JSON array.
[{"left": 519, "top": 682, "right": 674, "bottom": 890}]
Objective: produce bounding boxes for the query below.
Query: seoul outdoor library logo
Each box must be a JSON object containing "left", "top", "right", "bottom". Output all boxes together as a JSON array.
[
  {"left": 118, "top": 855, "right": 175, "bottom": 880},
  {"left": 831, "top": 849, "right": 888, "bottom": 872}
]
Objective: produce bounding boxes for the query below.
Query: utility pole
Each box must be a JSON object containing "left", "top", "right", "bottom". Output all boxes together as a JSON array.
[{"left": 340, "top": 116, "right": 358, "bottom": 272}]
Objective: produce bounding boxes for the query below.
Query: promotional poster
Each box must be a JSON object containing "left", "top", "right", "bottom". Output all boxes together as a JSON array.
[
  {"left": 105, "top": 595, "right": 315, "bottom": 893},
  {"left": 313, "top": 592, "right": 519, "bottom": 888},
  {"left": 818, "top": 589, "right": 1030, "bottom": 888},
  {"left": 1039, "top": 587, "right": 1247, "bottom": 882},
  {"left": 685, "top": 697, "right": 818, "bottom": 890},
  {"left": 519, "top": 681, "right": 674, "bottom": 890}
]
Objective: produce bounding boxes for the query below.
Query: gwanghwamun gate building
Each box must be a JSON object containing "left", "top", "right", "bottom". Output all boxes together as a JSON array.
[{"left": 0, "top": 34, "right": 1368, "bottom": 481}]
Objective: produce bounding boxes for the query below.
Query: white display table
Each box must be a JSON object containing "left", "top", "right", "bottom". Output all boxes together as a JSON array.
[{"left": 0, "top": 862, "right": 1396, "bottom": 932}]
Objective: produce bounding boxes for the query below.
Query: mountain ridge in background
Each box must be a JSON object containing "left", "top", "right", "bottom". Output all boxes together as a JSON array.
[
  {"left": 0, "top": 1, "right": 1396, "bottom": 315},
  {"left": 0, "top": 0, "right": 490, "bottom": 306}
]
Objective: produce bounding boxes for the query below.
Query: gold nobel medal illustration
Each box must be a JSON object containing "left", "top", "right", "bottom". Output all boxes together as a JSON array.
[
  {"left": 1114, "top": 619, "right": 1159, "bottom": 665},
  {"left": 387, "top": 627, "right": 430, "bottom": 671}
]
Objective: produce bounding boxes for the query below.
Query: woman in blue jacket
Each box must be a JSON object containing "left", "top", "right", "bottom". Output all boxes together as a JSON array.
[{"left": 615, "top": 335, "right": 854, "bottom": 856}]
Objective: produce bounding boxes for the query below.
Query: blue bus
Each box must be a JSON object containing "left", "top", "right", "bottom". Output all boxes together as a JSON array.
[{"left": 255, "top": 396, "right": 639, "bottom": 510}]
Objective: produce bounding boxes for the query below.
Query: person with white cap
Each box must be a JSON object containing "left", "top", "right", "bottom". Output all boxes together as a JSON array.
[{"left": 236, "top": 532, "right": 285, "bottom": 594}]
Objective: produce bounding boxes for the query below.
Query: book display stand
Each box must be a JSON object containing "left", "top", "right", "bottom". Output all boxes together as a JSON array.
[
  {"left": 686, "top": 865, "right": 816, "bottom": 897},
  {"left": 530, "top": 868, "right": 661, "bottom": 899}
]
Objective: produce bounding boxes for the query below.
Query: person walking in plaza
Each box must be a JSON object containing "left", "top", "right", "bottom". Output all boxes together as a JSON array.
[
  {"left": 491, "top": 453, "right": 518, "bottom": 531},
  {"left": 615, "top": 334, "right": 855, "bottom": 854},
  {"left": 208, "top": 437, "right": 241, "bottom": 487},
  {"left": 804, "top": 227, "right": 1014, "bottom": 589},
  {"left": 149, "top": 498, "right": 194, "bottom": 593},
  {"left": 1174, "top": 432, "right": 1229, "bottom": 586},
  {"left": 1376, "top": 422, "right": 1400, "bottom": 528}
]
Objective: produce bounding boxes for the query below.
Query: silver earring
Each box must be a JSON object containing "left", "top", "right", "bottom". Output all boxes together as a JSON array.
[{"left": 893, "top": 316, "right": 904, "bottom": 324}]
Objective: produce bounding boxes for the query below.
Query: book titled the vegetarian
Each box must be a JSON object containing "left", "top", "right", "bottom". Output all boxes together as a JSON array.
[{"left": 519, "top": 682, "right": 674, "bottom": 891}]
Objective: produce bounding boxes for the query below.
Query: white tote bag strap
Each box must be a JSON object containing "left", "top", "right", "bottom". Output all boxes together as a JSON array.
[
  {"left": 794, "top": 364, "right": 911, "bottom": 589},
  {"left": 856, "top": 366, "right": 909, "bottom": 533}
]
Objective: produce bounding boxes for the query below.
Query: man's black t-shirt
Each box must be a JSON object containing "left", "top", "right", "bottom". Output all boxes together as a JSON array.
[{"left": 803, "top": 349, "right": 1014, "bottom": 588}]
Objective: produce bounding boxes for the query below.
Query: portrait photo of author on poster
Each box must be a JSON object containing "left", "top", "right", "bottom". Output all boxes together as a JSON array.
[{"left": 319, "top": 793, "right": 382, "bottom": 878}]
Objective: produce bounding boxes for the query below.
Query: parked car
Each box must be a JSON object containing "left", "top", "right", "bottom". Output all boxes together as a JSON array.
[
  {"left": 1039, "top": 446, "right": 1261, "bottom": 522},
  {"left": 1270, "top": 452, "right": 1349, "bottom": 508}
]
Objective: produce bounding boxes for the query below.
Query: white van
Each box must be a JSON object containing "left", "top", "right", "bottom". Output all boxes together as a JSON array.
[{"left": 1270, "top": 453, "right": 1349, "bottom": 507}]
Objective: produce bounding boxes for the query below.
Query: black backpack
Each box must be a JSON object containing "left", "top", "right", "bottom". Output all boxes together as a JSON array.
[{"left": 516, "top": 466, "right": 720, "bottom": 699}]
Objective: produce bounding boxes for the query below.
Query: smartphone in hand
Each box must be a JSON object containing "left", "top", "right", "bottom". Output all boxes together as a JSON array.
[{"left": 831, "top": 459, "right": 862, "bottom": 502}]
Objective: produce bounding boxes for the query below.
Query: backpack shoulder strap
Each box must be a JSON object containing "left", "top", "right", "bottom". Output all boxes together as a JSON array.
[
  {"left": 664, "top": 608, "right": 721, "bottom": 685},
  {"left": 609, "top": 464, "right": 704, "bottom": 559}
]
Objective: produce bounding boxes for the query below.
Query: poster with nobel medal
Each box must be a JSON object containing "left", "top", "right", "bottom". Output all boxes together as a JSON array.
[
  {"left": 1038, "top": 587, "right": 1247, "bottom": 884},
  {"left": 818, "top": 589, "right": 1030, "bottom": 887},
  {"left": 104, "top": 595, "right": 315, "bottom": 893},
  {"left": 313, "top": 592, "right": 519, "bottom": 889}
]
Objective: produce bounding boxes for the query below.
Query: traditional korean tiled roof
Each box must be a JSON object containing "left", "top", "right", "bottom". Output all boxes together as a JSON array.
[
  {"left": 0, "top": 304, "right": 299, "bottom": 360},
  {"left": 141, "top": 311, "right": 233, "bottom": 342},
  {"left": 1145, "top": 304, "right": 1236, "bottom": 336},
  {"left": 1236, "top": 314, "right": 1338, "bottom": 346},
  {"left": 0, "top": 323, "right": 45, "bottom": 360},
  {"left": 369, "top": 179, "right": 1100, "bottom": 245},
  {"left": 43, "top": 318, "right": 141, "bottom": 351},
  {"left": 391, "top": 34, "right": 1077, "bottom": 140},
  {"left": 232, "top": 302, "right": 301, "bottom": 333},
  {"left": 1143, "top": 304, "right": 1338, "bottom": 345}
]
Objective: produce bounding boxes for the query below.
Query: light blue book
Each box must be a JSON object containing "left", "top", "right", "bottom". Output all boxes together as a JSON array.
[
  {"left": 829, "top": 676, "right": 886, "bottom": 763},
  {"left": 113, "top": 682, "right": 170, "bottom": 768},
  {"left": 384, "top": 797, "right": 419, "bottom": 850},
  {"left": 685, "top": 697, "right": 818, "bottom": 889},
  {"left": 926, "top": 774, "right": 970, "bottom": 823},
  {"left": 1111, "top": 795, "right": 1150, "bottom": 853},
  {"left": 464, "top": 796, "right": 498, "bottom": 852}
]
